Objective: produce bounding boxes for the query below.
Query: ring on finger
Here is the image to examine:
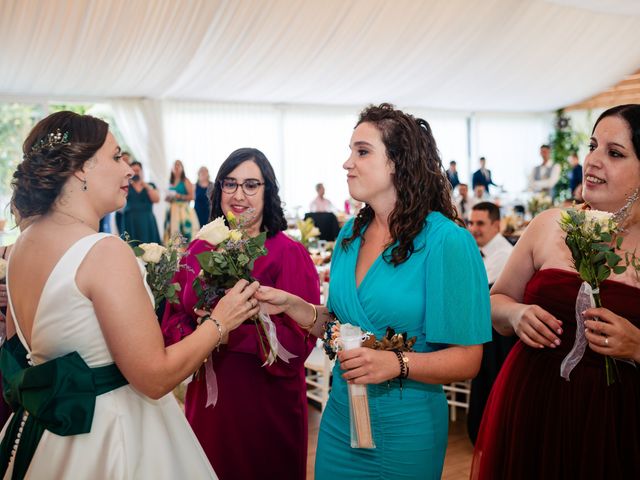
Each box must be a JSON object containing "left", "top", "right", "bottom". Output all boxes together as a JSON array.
[{"left": 604, "top": 336, "right": 609, "bottom": 346}]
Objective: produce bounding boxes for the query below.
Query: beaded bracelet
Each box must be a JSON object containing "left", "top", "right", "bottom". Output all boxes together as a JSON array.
[
  {"left": 391, "top": 349, "right": 410, "bottom": 396},
  {"left": 198, "top": 314, "right": 225, "bottom": 350}
]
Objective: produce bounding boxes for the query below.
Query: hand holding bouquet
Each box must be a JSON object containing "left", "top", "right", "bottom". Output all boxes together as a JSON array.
[
  {"left": 559, "top": 208, "right": 630, "bottom": 384},
  {"left": 192, "top": 211, "right": 295, "bottom": 367}
]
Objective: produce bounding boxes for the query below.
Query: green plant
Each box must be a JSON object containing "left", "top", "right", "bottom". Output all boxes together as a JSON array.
[{"left": 549, "top": 110, "right": 588, "bottom": 202}]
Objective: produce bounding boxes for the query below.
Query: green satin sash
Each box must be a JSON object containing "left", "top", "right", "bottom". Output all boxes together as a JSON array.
[{"left": 0, "top": 336, "right": 128, "bottom": 479}]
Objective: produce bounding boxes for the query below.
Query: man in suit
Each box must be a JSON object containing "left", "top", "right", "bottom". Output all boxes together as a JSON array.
[
  {"left": 472, "top": 157, "right": 497, "bottom": 193},
  {"left": 446, "top": 160, "right": 460, "bottom": 189}
]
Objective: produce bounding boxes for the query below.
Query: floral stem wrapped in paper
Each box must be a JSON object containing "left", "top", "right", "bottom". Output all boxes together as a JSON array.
[
  {"left": 133, "top": 236, "right": 188, "bottom": 311},
  {"left": 559, "top": 208, "right": 635, "bottom": 385},
  {"left": 192, "top": 211, "right": 296, "bottom": 369}
]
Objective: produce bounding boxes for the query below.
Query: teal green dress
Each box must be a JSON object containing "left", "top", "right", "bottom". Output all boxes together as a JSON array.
[{"left": 316, "top": 212, "right": 491, "bottom": 479}]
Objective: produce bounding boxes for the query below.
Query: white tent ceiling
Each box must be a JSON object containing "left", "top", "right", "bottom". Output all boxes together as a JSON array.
[{"left": 1, "top": 0, "right": 640, "bottom": 112}]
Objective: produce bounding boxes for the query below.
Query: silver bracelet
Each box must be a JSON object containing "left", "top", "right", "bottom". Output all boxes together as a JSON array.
[
  {"left": 197, "top": 314, "right": 225, "bottom": 349},
  {"left": 210, "top": 317, "right": 225, "bottom": 349}
]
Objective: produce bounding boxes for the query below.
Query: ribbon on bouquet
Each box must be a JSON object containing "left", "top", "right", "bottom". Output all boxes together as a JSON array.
[
  {"left": 203, "top": 308, "right": 297, "bottom": 408},
  {"left": 258, "top": 310, "right": 297, "bottom": 367},
  {"left": 560, "top": 281, "right": 595, "bottom": 381}
]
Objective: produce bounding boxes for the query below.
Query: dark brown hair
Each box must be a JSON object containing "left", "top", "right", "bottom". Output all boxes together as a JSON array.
[
  {"left": 12, "top": 111, "right": 109, "bottom": 218},
  {"left": 170, "top": 160, "right": 187, "bottom": 184},
  {"left": 593, "top": 104, "right": 640, "bottom": 158},
  {"left": 472, "top": 201, "right": 500, "bottom": 222},
  {"left": 209, "top": 148, "right": 287, "bottom": 237},
  {"left": 342, "top": 103, "right": 461, "bottom": 265}
]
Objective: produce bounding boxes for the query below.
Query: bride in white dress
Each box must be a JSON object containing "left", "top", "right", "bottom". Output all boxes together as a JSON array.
[{"left": 0, "top": 111, "right": 261, "bottom": 479}]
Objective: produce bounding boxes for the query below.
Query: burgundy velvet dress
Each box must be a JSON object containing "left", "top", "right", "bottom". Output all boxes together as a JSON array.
[
  {"left": 471, "top": 269, "right": 640, "bottom": 479},
  {"left": 162, "top": 232, "right": 320, "bottom": 480}
]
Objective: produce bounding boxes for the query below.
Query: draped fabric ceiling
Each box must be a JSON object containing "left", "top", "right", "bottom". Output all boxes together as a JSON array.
[{"left": 2, "top": 0, "right": 640, "bottom": 112}]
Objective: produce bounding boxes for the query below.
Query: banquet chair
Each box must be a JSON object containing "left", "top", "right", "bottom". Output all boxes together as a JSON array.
[
  {"left": 304, "top": 212, "right": 340, "bottom": 241},
  {"left": 304, "top": 340, "right": 334, "bottom": 411},
  {"left": 442, "top": 380, "right": 472, "bottom": 421}
]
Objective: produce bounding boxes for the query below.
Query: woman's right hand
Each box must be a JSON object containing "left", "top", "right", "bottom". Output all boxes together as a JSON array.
[
  {"left": 211, "top": 280, "right": 260, "bottom": 333},
  {"left": 253, "top": 286, "right": 293, "bottom": 316},
  {"left": 510, "top": 304, "right": 563, "bottom": 349}
]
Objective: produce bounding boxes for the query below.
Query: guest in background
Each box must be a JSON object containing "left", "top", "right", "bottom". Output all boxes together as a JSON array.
[
  {"left": 257, "top": 103, "right": 490, "bottom": 480},
  {"left": 472, "top": 105, "right": 640, "bottom": 479},
  {"left": 194, "top": 166, "right": 213, "bottom": 228},
  {"left": 162, "top": 148, "right": 320, "bottom": 480},
  {"left": 122, "top": 161, "right": 161, "bottom": 246},
  {"left": 446, "top": 160, "right": 460, "bottom": 189},
  {"left": 472, "top": 157, "right": 498, "bottom": 194},
  {"left": 473, "top": 184, "right": 490, "bottom": 203},
  {"left": 164, "top": 159, "right": 199, "bottom": 243},
  {"left": 309, "top": 182, "right": 335, "bottom": 212},
  {"left": 114, "top": 151, "right": 132, "bottom": 234},
  {"left": 344, "top": 196, "right": 363, "bottom": 216},
  {"left": 466, "top": 201, "right": 516, "bottom": 444},
  {"left": 528, "top": 144, "right": 561, "bottom": 194},
  {"left": 568, "top": 151, "right": 583, "bottom": 199},
  {"left": 454, "top": 183, "right": 470, "bottom": 222}
]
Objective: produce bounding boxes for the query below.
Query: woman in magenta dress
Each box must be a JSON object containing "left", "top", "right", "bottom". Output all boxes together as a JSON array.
[
  {"left": 162, "top": 148, "right": 320, "bottom": 480},
  {"left": 472, "top": 105, "right": 640, "bottom": 479}
]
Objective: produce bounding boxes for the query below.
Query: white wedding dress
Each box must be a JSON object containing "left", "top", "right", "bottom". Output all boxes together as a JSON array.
[{"left": 1, "top": 233, "right": 216, "bottom": 479}]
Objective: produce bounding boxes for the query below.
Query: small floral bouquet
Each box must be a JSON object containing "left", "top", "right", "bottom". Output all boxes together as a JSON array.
[
  {"left": 559, "top": 208, "right": 628, "bottom": 385},
  {"left": 323, "top": 318, "right": 416, "bottom": 449},
  {"left": 296, "top": 217, "right": 321, "bottom": 249},
  {"left": 528, "top": 193, "right": 553, "bottom": 218},
  {"left": 192, "top": 211, "right": 295, "bottom": 367},
  {"left": 133, "top": 236, "right": 187, "bottom": 309}
]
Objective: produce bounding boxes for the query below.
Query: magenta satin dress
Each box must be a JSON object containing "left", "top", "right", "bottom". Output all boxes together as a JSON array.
[{"left": 162, "top": 232, "right": 320, "bottom": 480}]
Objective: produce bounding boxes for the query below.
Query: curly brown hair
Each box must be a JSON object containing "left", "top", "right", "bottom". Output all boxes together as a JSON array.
[
  {"left": 12, "top": 111, "right": 109, "bottom": 218},
  {"left": 342, "top": 103, "right": 462, "bottom": 265}
]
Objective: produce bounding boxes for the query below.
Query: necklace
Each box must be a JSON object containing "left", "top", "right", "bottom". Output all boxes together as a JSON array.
[{"left": 53, "top": 210, "right": 88, "bottom": 226}]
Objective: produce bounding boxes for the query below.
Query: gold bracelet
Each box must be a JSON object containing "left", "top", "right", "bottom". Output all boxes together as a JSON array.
[{"left": 306, "top": 303, "right": 318, "bottom": 331}]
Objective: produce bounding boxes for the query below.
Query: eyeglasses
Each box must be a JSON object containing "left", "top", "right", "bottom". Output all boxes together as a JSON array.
[{"left": 220, "top": 178, "right": 264, "bottom": 196}]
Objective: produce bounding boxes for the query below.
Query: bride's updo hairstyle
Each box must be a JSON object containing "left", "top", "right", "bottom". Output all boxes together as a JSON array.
[
  {"left": 12, "top": 111, "right": 109, "bottom": 219},
  {"left": 592, "top": 104, "right": 640, "bottom": 158}
]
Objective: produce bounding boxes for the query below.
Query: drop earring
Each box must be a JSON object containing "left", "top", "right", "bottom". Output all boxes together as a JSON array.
[{"left": 81, "top": 178, "right": 88, "bottom": 191}]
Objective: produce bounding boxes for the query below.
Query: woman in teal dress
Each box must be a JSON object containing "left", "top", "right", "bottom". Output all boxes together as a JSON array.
[
  {"left": 123, "top": 161, "right": 161, "bottom": 246},
  {"left": 164, "top": 159, "right": 199, "bottom": 243},
  {"left": 257, "top": 103, "right": 491, "bottom": 479}
]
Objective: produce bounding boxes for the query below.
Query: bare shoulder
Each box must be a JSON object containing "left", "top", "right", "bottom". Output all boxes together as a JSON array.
[{"left": 79, "top": 235, "right": 139, "bottom": 279}]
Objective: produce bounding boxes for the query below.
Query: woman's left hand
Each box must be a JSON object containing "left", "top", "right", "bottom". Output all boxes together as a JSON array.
[
  {"left": 584, "top": 307, "right": 640, "bottom": 362},
  {"left": 338, "top": 348, "right": 401, "bottom": 385}
]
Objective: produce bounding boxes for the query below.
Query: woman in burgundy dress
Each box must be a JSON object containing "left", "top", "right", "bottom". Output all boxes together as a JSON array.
[
  {"left": 472, "top": 105, "right": 640, "bottom": 479},
  {"left": 162, "top": 148, "right": 320, "bottom": 480}
]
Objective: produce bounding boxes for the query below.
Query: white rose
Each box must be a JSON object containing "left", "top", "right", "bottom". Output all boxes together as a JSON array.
[
  {"left": 139, "top": 243, "right": 167, "bottom": 264},
  {"left": 196, "top": 216, "right": 230, "bottom": 245},
  {"left": 585, "top": 209, "right": 613, "bottom": 233},
  {"left": 229, "top": 230, "right": 243, "bottom": 242},
  {"left": 0, "top": 258, "right": 6, "bottom": 280}
]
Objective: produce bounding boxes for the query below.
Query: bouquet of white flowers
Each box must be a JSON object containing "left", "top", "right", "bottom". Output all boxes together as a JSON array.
[
  {"left": 133, "top": 236, "right": 187, "bottom": 309},
  {"left": 559, "top": 208, "right": 628, "bottom": 385}
]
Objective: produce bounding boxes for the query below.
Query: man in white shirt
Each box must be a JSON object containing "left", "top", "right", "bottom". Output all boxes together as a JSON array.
[
  {"left": 528, "top": 144, "right": 561, "bottom": 195},
  {"left": 466, "top": 201, "right": 516, "bottom": 444},
  {"left": 468, "top": 201, "right": 512, "bottom": 285},
  {"left": 309, "top": 183, "right": 335, "bottom": 213},
  {"left": 454, "top": 183, "right": 471, "bottom": 223}
]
